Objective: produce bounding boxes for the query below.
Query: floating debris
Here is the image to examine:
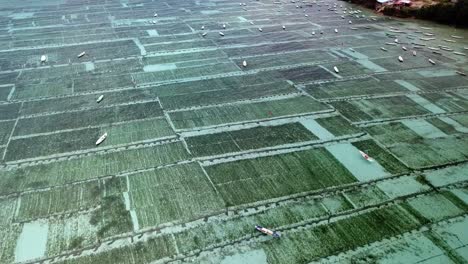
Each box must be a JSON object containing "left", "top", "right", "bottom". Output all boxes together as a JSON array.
[
  {"left": 258, "top": 27, "right": 263, "bottom": 32},
  {"left": 255, "top": 225, "right": 280, "bottom": 238},
  {"left": 394, "top": 38, "right": 399, "bottom": 43},
  {"left": 348, "top": 20, "right": 352, "bottom": 24},
  {"left": 350, "top": 27, "right": 358, "bottom": 30},
  {"left": 333, "top": 66, "right": 339, "bottom": 73},
  {"left": 222, "top": 24, "right": 226, "bottom": 29},
  {"left": 456, "top": 71, "right": 466, "bottom": 76},
  {"left": 96, "top": 133, "right": 108, "bottom": 146},
  {"left": 420, "top": 37, "right": 435, "bottom": 41},
  {"left": 77, "top": 51, "right": 86, "bottom": 58},
  {"left": 451, "top": 35, "right": 463, "bottom": 39},
  {"left": 97, "top": 95, "right": 104, "bottom": 103},
  {"left": 443, "top": 39, "right": 456, "bottom": 43},
  {"left": 305, "top": 14, "right": 309, "bottom": 17},
  {"left": 428, "top": 47, "right": 439, "bottom": 51},
  {"left": 413, "top": 51, "right": 417, "bottom": 56},
  {"left": 153, "top": 13, "right": 158, "bottom": 17},
  {"left": 423, "top": 32, "right": 434, "bottom": 36},
  {"left": 202, "top": 32, "right": 207, "bottom": 37},
  {"left": 428, "top": 59, "right": 435, "bottom": 65},
  {"left": 440, "top": 47, "right": 453, "bottom": 51},
  {"left": 219, "top": 32, "right": 225, "bottom": 36},
  {"left": 420, "top": 26, "right": 432, "bottom": 30},
  {"left": 402, "top": 46, "right": 407, "bottom": 51},
  {"left": 152, "top": 20, "right": 156, "bottom": 24},
  {"left": 282, "top": 25, "right": 286, "bottom": 30},
  {"left": 250, "top": 21, "right": 254, "bottom": 25},
  {"left": 381, "top": 47, "right": 388, "bottom": 51},
  {"left": 412, "top": 42, "right": 426, "bottom": 46},
  {"left": 201, "top": 25, "right": 205, "bottom": 30},
  {"left": 334, "top": 28, "right": 338, "bottom": 33},
  {"left": 40, "top": 55, "right": 47, "bottom": 63},
  {"left": 385, "top": 42, "right": 397, "bottom": 46},
  {"left": 432, "top": 51, "right": 442, "bottom": 55},
  {"left": 398, "top": 56, "right": 403, "bottom": 62},
  {"left": 242, "top": 60, "right": 247, "bottom": 67},
  {"left": 453, "top": 52, "right": 466, "bottom": 56}
]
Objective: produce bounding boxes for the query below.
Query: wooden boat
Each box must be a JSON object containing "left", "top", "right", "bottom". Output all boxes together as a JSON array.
[{"left": 96, "top": 133, "right": 108, "bottom": 145}]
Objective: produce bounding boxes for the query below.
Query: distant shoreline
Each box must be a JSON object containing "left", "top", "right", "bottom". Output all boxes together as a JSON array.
[{"left": 344, "top": 0, "right": 468, "bottom": 28}]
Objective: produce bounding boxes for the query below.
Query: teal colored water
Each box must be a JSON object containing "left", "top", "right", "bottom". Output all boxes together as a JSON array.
[{"left": 0, "top": 0, "right": 467, "bottom": 263}]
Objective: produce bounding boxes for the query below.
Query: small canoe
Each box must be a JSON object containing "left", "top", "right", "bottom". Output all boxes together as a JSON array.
[
  {"left": 77, "top": 52, "right": 86, "bottom": 58},
  {"left": 96, "top": 133, "right": 108, "bottom": 146}
]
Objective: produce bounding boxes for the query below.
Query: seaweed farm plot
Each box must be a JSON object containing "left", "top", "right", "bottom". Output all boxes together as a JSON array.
[
  {"left": 127, "top": 163, "right": 225, "bottom": 229},
  {"left": 305, "top": 77, "right": 409, "bottom": 100},
  {"left": 186, "top": 122, "right": 318, "bottom": 157},
  {"left": 204, "top": 147, "right": 358, "bottom": 206},
  {"left": 168, "top": 95, "right": 331, "bottom": 130},
  {"left": 366, "top": 122, "right": 468, "bottom": 168},
  {"left": 331, "top": 95, "right": 431, "bottom": 123},
  {"left": 0, "top": 0, "right": 468, "bottom": 263}
]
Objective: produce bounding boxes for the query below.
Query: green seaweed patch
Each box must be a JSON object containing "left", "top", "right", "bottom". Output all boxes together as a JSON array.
[
  {"left": 90, "top": 195, "right": 132, "bottom": 239},
  {"left": 56, "top": 236, "right": 176, "bottom": 264},
  {"left": 315, "top": 115, "right": 361, "bottom": 136},
  {"left": 206, "top": 148, "right": 357, "bottom": 206},
  {"left": 426, "top": 118, "right": 459, "bottom": 135},
  {"left": 68, "top": 236, "right": 85, "bottom": 250},
  {"left": 262, "top": 205, "right": 423, "bottom": 263},
  {"left": 441, "top": 190, "right": 468, "bottom": 212},
  {"left": 186, "top": 122, "right": 317, "bottom": 157}
]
